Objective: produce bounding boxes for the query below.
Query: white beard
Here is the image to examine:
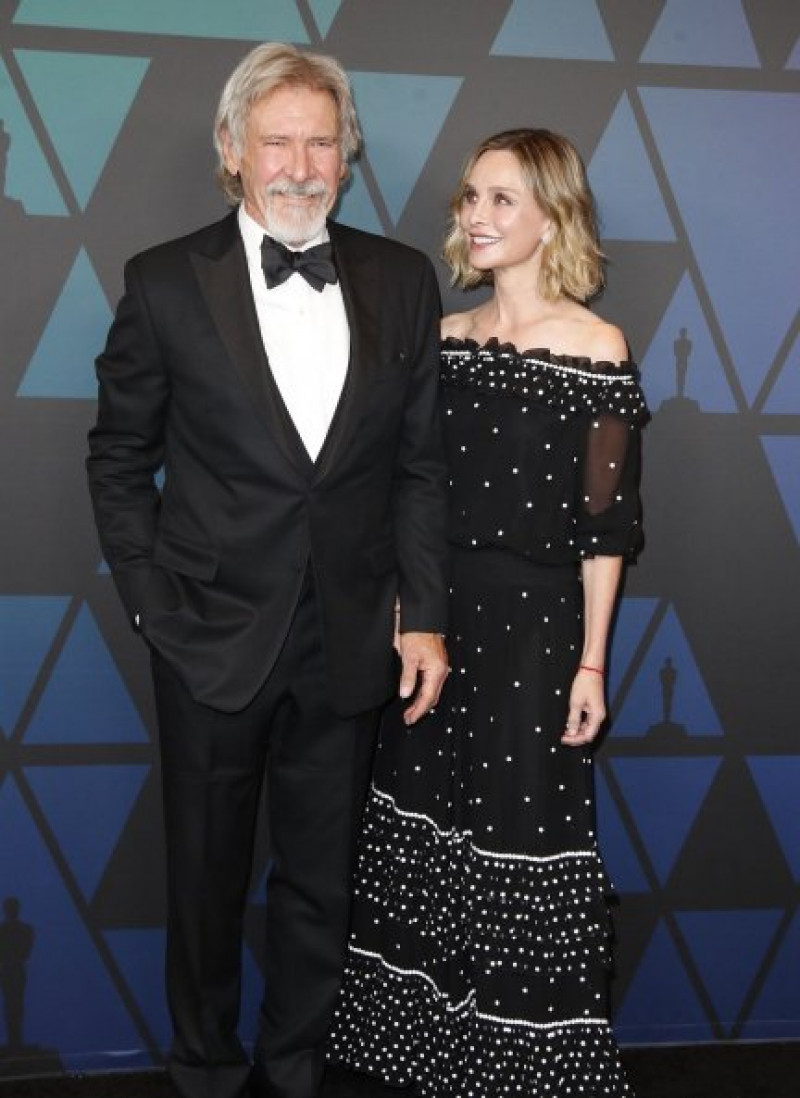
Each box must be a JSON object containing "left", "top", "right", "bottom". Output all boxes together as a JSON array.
[{"left": 261, "top": 179, "right": 331, "bottom": 246}]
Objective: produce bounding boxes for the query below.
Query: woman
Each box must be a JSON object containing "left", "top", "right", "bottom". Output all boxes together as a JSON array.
[{"left": 329, "top": 129, "right": 649, "bottom": 1096}]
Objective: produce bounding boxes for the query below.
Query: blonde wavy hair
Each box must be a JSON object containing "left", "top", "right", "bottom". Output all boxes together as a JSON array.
[
  {"left": 213, "top": 42, "right": 362, "bottom": 205},
  {"left": 443, "top": 129, "right": 604, "bottom": 302}
]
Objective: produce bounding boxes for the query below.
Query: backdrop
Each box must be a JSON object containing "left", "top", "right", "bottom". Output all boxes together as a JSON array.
[{"left": 1, "top": 0, "right": 798, "bottom": 1077}]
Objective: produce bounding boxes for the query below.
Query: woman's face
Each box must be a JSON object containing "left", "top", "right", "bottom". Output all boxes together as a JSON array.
[{"left": 458, "top": 149, "right": 551, "bottom": 275}]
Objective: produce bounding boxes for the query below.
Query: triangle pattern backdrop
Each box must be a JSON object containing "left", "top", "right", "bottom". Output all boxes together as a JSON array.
[
  {"left": 0, "top": 0, "right": 798, "bottom": 1071},
  {"left": 13, "top": 0, "right": 311, "bottom": 42}
]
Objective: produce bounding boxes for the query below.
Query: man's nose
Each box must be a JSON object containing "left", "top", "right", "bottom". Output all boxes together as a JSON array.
[{"left": 287, "top": 143, "right": 311, "bottom": 180}]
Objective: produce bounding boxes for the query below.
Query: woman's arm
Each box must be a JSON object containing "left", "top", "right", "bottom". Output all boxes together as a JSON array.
[{"left": 562, "top": 553, "right": 622, "bottom": 746}]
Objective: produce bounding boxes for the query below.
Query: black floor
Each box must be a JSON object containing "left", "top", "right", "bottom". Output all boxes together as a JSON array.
[{"left": 0, "top": 1045, "right": 799, "bottom": 1098}]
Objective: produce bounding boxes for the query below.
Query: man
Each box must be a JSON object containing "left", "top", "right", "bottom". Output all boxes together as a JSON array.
[{"left": 87, "top": 42, "right": 448, "bottom": 1098}]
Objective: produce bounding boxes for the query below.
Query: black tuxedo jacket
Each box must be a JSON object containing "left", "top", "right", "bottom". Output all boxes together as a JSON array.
[{"left": 87, "top": 212, "right": 448, "bottom": 715}]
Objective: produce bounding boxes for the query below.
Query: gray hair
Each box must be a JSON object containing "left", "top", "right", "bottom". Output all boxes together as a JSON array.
[{"left": 213, "top": 42, "right": 362, "bottom": 204}]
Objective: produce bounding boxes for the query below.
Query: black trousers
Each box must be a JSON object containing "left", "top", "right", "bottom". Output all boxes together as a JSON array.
[{"left": 151, "top": 575, "right": 381, "bottom": 1098}]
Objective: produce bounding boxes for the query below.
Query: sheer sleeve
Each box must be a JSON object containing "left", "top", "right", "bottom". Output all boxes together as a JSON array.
[{"left": 575, "top": 412, "right": 643, "bottom": 559}]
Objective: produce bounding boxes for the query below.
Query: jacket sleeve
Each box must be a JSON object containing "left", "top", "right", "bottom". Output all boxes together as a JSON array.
[
  {"left": 86, "top": 256, "right": 168, "bottom": 623},
  {"left": 392, "top": 255, "right": 449, "bottom": 634}
]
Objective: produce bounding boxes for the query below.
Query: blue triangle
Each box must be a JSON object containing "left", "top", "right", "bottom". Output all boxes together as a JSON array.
[
  {"left": 606, "top": 597, "right": 659, "bottom": 710},
  {"left": 0, "top": 59, "right": 67, "bottom": 214},
  {"left": 492, "top": 0, "right": 614, "bottom": 60},
  {"left": 788, "top": 37, "right": 800, "bottom": 69},
  {"left": 640, "top": 272, "right": 737, "bottom": 411},
  {"left": 763, "top": 335, "right": 800, "bottom": 412},
  {"left": 334, "top": 164, "right": 385, "bottom": 235},
  {"left": 0, "top": 595, "right": 69, "bottom": 735},
  {"left": 17, "top": 249, "right": 111, "bottom": 398},
  {"left": 104, "top": 929, "right": 171, "bottom": 1053},
  {"left": 350, "top": 73, "right": 462, "bottom": 223},
  {"left": 741, "top": 909, "right": 800, "bottom": 1039},
  {"left": 0, "top": 779, "right": 148, "bottom": 1068},
  {"left": 611, "top": 757, "right": 721, "bottom": 884},
  {"left": 241, "top": 941, "right": 265, "bottom": 1046},
  {"left": 760, "top": 437, "right": 800, "bottom": 543},
  {"left": 614, "top": 920, "right": 714, "bottom": 1043},
  {"left": 614, "top": 606, "right": 723, "bottom": 737},
  {"left": 641, "top": 0, "right": 760, "bottom": 67},
  {"left": 308, "top": 0, "right": 343, "bottom": 37},
  {"left": 25, "top": 603, "right": 148, "bottom": 745},
  {"left": 595, "top": 770, "right": 650, "bottom": 893},
  {"left": 25, "top": 765, "right": 149, "bottom": 899},
  {"left": 747, "top": 756, "right": 800, "bottom": 880},
  {"left": 676, "top": 909, "right": 783, "bottom": 1031},
  {"left": 14, "top": 0, "right": 309, "bottom": 42},
  {"left": 249, "top": 859, "right": 273, "bottom": 905},
  {"left": 640, "top": 88, "right": 800, "bottom": 405},
  {"left": 15, "top": 50, "right": 149, "bottom": 210},
  {"left": 588, "top": 94, "right": 675, "bottom": 241}
]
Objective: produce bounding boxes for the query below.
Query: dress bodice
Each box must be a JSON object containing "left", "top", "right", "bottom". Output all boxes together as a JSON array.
[{"left": 440, "top": 337, "right": 650, "bottom": 563}]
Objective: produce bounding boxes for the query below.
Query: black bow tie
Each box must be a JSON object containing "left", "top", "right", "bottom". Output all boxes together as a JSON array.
[{"left": 261, "top": 236, "right": 337, "bottom": 293}]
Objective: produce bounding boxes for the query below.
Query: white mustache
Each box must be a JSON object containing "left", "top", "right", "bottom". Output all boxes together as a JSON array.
[{"left": 266, "top": 179, "right": 327, "bottom": 198}]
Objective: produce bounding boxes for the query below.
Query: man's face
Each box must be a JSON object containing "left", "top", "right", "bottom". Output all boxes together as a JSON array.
[{"left": 223, "top": 84, "right": 345, "bottom": 246}]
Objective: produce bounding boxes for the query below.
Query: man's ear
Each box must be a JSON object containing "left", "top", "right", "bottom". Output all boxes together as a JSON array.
[{"left": 220, "top": 127, "right": 239, "bottom": 175}]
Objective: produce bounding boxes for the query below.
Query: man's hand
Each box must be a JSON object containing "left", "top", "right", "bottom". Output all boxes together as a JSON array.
[{"left": 396, "top": 631, "right": 448, "bottom": 725}]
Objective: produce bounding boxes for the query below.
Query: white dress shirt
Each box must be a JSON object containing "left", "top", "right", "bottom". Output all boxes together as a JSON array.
[{"left": 238, "top": 205, "right": 350, "bottom": 461}]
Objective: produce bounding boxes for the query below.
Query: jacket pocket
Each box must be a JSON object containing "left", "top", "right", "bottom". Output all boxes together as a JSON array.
[{"left": 152, "top": 529, "right": 219, "bottom": 581}]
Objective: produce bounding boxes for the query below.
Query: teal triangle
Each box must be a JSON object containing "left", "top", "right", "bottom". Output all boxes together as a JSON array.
[
  {"left": 105, "top": 929, "right": 171, "bottom": 1052},
  {"left": 17, "top": 248, "right": 111, "bottom": 398},
  {"left": 0, "top": 779, "right": 148, "bottom": 1068},
  {"left": 640, "top": 272, "right": 737, "bottom": 411},
  {"left": 14, "top": 0, "right": 309, "bottom": 42},
  {"left": 676, "top": 909, "right": 783, "bottom": 1031},
  {"left": 615, "top": 920, "right": 714, "bottom": 1043},
  {"left": 611, "top": 757, "right": 721, "bottom": 884},
  {"left": 595, "top": 770, "right": 650, "bottom": 892},
  {"left": 741, "top": 909, "right": 800, "bottom": 1039},
  {"left": 748, "top": 756, "right": 800, "bottom": 880},
  {"left": 0, "top": 595, "right": 69, "bottom": 735},
  {"left": 308, "top": 0, "right": 343, "bottom": 37},
  {"left": 25, "top": 603, "right": 148, "bottom": 745},
  {"left": 607, "top": 596, "right": 659, "bottom": 710},
  {"left": 350, "top": 73, "right": 462, "bottom": 223},
  {"left": 15, "top": 49, "right": 149, "bottom": 209},
  {"left": 763, "top": 335, "right": 800, "bottom": 412},
  {"left": 334, "top": 164, "right": 384, "bottom": 235},
  {"left": 25, "top": 764, "right": 149, "bottom": 899},
  {"left": 492, "top": 0, "right": 614, "bottom": 60},
  {"left": 614, "top": 606, "right": 723, "bottom": 737},
  {"left": 641, "top": 0, "right": 760, "bottom": 68},
  {"left": 588, "top": 94, "right": 675, "bottom": 242},
  {"left": 640, "top": 88, "right": 800, "bottom": 404},
  {"left": 0, "top": 59, "right": 67, "bottom": 214},
  {"left": 760, "top": 437, "right": 800, "bottom": 543}
]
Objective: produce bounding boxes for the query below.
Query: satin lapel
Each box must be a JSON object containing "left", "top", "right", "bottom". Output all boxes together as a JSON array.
[
  {"left": 314, "top": 222, "right": 381, "bottom": 484},
  {"left": 190, "top": 221, "right": 307, "bottom": 476}
]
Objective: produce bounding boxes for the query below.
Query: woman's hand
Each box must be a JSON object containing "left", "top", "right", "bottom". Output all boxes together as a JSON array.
[{"left": 561, "top": 666, "right": 606, "bottom": 746}]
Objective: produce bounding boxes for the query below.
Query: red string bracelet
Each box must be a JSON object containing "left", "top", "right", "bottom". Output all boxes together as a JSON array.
[{"left": 579, "top": 664, "right": 605, "bottom": 676}]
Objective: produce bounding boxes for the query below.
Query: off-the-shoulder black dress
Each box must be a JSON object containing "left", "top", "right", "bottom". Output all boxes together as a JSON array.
[{"left": 329, "top": 338, "right": 650, "bottom": 1097}]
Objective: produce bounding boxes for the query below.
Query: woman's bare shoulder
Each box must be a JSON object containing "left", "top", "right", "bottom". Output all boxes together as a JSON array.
[
  {"left": 441, "top": 310, "right": 478, "bottom": 340},
  {"left": 584, "top": 318, "right": 629, "bottom": 366}
]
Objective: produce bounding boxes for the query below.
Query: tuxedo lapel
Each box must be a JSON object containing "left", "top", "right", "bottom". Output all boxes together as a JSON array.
[
  {"left": 313, "top": 221, "right": 381, "bottom": 483},
  {"left": 190, "top": 215, "right": 310, "bottom": 476}
]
